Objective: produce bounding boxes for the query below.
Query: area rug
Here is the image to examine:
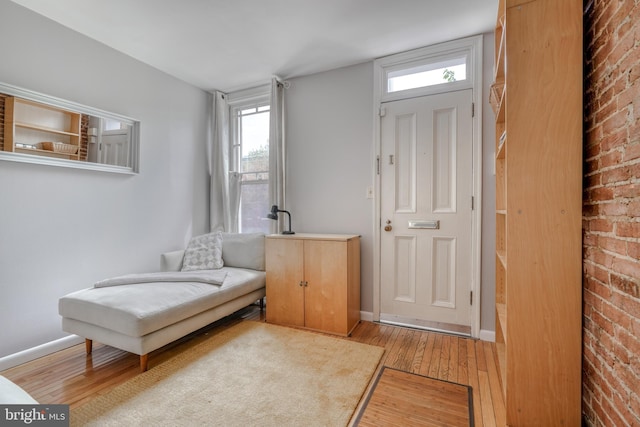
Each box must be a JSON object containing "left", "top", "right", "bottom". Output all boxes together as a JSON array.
[
  {"left": 354, "top": 367, "right": 474, "bottom": 427},
  {"left": 71, "top": 321, "right": 384, "bottom": 426}
]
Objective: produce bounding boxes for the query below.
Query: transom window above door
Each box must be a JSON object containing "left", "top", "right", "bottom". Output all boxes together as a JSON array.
[
  {"left": 377, "top": 39, "right": 476, "bottom": 102},
  {"left": 387, "top": 56, "right": 467, "bottom": 93}
]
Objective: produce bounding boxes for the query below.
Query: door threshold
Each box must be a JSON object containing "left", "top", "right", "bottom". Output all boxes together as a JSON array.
[{"left": 379, "top": 314, "right": 471, "bottom": 338}]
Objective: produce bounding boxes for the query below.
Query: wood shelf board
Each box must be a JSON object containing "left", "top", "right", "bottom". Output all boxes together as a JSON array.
[
  {"left": 15, "top": 147, "right": 77, "bottom": 159},
  {"left": 15, "top": 121, "right": 80, "bottom": 137}
]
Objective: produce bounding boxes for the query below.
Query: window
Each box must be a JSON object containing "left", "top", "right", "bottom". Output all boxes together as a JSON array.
[
  {"left": 230, "top": 100, "right": 270, "bottom": 233},
  {"left": 377, "top": 39, "right": 476, "bottom": 103},
  {"left": 387, "top": 56, "right": 467, "bottom": 93}
]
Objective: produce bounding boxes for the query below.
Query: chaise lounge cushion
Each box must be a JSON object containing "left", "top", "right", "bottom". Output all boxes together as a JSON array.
[
  {"left": 221, "top": 232, "right": 265, "bottom": 271},
  {"left": 59, "top": 267, "right": 264, "bottom": 338}
]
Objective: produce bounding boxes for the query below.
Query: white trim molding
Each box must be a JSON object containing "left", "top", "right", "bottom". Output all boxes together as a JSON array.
[{"left": 0, "top": 335, "right": 83, "bottom": 371}]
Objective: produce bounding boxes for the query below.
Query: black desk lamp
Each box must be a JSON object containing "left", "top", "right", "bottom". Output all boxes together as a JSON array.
[{"left": 267, "top": 205, "right": 295, "bottom": 234}]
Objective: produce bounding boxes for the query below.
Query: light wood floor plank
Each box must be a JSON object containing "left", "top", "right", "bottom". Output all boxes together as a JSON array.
[{"left": 1, "top": 307, "right": 505, "bottom": 426}]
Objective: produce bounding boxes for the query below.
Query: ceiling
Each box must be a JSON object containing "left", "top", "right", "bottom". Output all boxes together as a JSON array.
[{"left": 11, "top": 0, "right": 497, "bottom": 92}]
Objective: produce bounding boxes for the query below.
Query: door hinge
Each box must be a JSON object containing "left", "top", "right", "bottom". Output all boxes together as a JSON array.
[
  {"left": 376, "top": 155, "right": 380, "bottom": 175},
  {"left": 379, "top": 107, "right": 386, "bottom": 117},
  {"left": 471, "top": 196, "right": 475, "bottom": 210},
  {"left": 471, "top": 102, "right": 475, "bottom": 117},
  {"left": 470, "top": 291, "right": 473, "bottom": 305}
]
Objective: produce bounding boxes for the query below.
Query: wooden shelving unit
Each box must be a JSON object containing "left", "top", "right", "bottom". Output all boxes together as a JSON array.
[
  {"left": 491, "top": 0, "right": 583, "bottom": 424},
  {"left": 3, "top": 96, "right": 81, "bottom": 160}
]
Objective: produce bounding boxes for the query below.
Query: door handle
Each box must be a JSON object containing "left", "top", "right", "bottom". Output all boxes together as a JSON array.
[{"left": 384, "top": 219, "right": 392, "bottom": 232}]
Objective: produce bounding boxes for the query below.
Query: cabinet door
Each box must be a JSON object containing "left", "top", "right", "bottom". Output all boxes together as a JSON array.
[
  {"left": 265, "top": 238, "right": 305, "bottom": 327},
  {"left": 303, "top": 240, "right": 348, "bottom": 334}
]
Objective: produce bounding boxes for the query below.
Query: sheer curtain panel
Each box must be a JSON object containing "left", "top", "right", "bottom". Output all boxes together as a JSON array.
[
  {"left": 269, "top": 78, "right": 286, "bottom": 234},
  {"left": 209, "top": 91, "right": 240, "bottom": 232}
]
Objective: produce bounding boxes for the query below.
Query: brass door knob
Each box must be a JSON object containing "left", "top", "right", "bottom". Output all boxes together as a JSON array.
[{"left": 384, "top": 220, "right": 392, "bottom": 232}]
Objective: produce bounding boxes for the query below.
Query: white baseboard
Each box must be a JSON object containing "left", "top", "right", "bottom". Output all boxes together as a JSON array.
[
  {"left": 0, "top": 335, "right": 83, "bottom": 371},
  {"left": 360, "top": 311, "right": 374, "bottom": 322},
  {"left": 479, "top": 329, "right": 496, "bottom": 342}
]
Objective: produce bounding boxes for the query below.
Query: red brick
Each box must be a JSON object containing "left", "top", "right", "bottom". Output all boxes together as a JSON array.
[
  {"left": 605, "top": 130, "right": 630, "bottom": 154},
  {"left": 593, "top": 249, "right": 616, "bottom": 270},
  {"left": 628, "top": 241, "right": 640, "bottom": 259},
  {"left": 590, "top": 186, "right": 615, "bottom": 201},
  {"left": 586, "top": 142, "right": 602, "bottom": 159},
  {"left": 593, "top": 310, "right": 616, "bottom": 336},
  {"left": 611, "top": 291, "right": 640, "bottom": 319},
  {"left": 600, "top": 200, "right": 630, "bottom": 215},
  {"left": 630, "top": 162, "right": 640, "bottom": 180},
  {"left": 617, "top": 222, "right": 640, "bottom": 238},
  {"left": 599, "top": 235, "right": 628, "bottom": 255},
  {"left": 585, "top": 172, "right": 602, "bottom": 189},
  {"left": 602, "top": 165, "right": 631, "bottom": 184},
  {"left": 586, "top": 273, "right": 613, "bottom": 300},
  {"left": 611, "top": 273, "right": 640, "bottom": 298},
  {"left": 628, "top": 119, "right": 640, "bottom": 144},
  {"left": 626, "top": 199, "right": 640, "bottom": 216},
  {"left": 600, "top": 150, "right": 624, "bottom": 168},
  {"left": 595, "top": 99, "right": 619, "bottom": 124},
  {"left": 613, "top": 183, "right": 640, "bottom": 198},
  {"left": 602, "top": 301, "right": 632, "bottom": 330},
  {"left": 611, "top": 257, "right": 640, "bottom": 279},
  {"left": 590, "top": 218, "right": 615, "bottom": 232}
]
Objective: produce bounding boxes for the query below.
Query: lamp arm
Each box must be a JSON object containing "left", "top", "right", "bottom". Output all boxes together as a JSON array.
[{"left": 280, "top": 209, "right": 294, "bottom": 234}]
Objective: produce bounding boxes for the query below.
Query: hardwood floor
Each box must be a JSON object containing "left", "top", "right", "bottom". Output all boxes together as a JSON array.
[{"left": 1, "top": 306, "right": 506, "bottom": 426}]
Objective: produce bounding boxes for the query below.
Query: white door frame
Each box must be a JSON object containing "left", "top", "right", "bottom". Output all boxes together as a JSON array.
[{"left": 372, "top": 35, "right": 483, "bottom": 338}]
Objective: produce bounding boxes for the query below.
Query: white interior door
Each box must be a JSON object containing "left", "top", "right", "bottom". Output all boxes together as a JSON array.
[
  {"left": 380, "top": 89, "right": 473, "bottom": 334},
  {"left": 100, "top": 129, "right": 130, "bottom": 167}
]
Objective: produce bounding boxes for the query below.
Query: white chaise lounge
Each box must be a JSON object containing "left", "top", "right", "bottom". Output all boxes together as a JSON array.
[{"left": 58, "top": 232, "right": 266, "bottom": 372}]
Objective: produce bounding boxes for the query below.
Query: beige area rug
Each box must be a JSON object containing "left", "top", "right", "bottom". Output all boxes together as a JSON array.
[{"left": 71, "top": 321, "right": 384, "bottom": 426}]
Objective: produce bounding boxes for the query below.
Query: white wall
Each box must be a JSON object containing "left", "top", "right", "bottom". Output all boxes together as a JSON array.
[
  {"left": 286, "top": 62, "right": 375, "bottom": 309},
  {"left": 0, "top": 1, "right": 210, "bottom": 359},
  {"left": 285, "top": 38, "right": 497, "bottom": 333}
]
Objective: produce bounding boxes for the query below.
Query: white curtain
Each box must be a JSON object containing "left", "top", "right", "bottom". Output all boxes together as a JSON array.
[
  {"left": 268, "top": 77, "right": 286, "bottom": 233},
  {"left": 209, "top": 91, "right": 240, "bottom": 232}
]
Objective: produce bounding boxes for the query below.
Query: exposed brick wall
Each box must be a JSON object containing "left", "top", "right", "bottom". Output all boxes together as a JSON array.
[
  {"left": 0, "top": 94, "right": 5, "bottom": 152},
  {"left": 583, "top": 0, "right": 640, "bottom": 425}
]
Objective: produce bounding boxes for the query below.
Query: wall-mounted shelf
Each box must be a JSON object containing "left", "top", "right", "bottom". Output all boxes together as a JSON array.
[{"left": 3, "top": 96, "right": 81, "bottom": 161}]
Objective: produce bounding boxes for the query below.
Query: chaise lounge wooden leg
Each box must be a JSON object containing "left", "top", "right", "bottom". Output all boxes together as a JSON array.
[
  {"left": 85, "top": 339, "right": 93, "bottom": 355},
  {"left": 140, "top": 354, "right": 149, "bottom": 372}
]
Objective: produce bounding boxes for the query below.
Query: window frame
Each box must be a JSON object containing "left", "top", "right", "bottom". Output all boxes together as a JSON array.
[
  {"left": 227, "top": 84, "right": 271, "bottom": 233},
  {"left": 376, "top": 39, "right": 476, "bottom": 103}
]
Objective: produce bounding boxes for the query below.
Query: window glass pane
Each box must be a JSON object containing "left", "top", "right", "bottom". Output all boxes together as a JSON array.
[
  {"left": 240, "top": 109, "right": 269, "bottom": 173},
  {"left": 388, "top": 57, "right": 466, "bottom": 93},
  {"left": 233, "top": 101, "right": 270, "bottom": 233},
  {"left": 239, "top": 181, "right": 270, "bottom": 233}
]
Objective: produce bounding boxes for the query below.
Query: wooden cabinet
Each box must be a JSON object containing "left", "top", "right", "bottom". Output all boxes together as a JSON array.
[
  {"left": 3, "top": 96, "right": 82, "bottom": 160},
  {"left": 491, "top": 0, "right": 583, "bottom": 425},
  {"left": 265, "top": 234, "right": 360, "bottom": 336}
]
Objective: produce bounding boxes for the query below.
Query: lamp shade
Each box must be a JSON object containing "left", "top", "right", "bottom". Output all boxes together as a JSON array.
[{"left": 266, "top": 205, "right": 294, "bottom": 234}]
